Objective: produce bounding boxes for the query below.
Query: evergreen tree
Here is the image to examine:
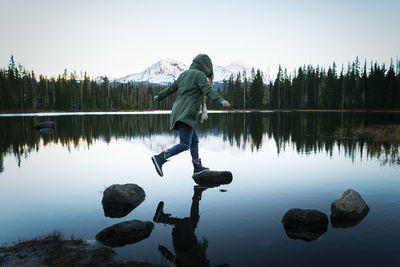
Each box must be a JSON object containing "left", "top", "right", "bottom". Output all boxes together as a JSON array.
[{"left": 249, "top": 69, "right": 264, "bottom": 108}]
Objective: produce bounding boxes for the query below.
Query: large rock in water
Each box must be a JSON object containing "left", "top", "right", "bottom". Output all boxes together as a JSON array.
[
  {"left": 32, "top": 121, "right": 55, "bottom": 129},
  {"left": 96, "top": 220, "right": 154, "bottom": 247},
  {"left": 330, "top": 189, "right": 369, "bottom": 227},
  {"left": 281, "top": 209, "right": 328, "bottom": 242},
  {"left": 102, "top": 184, "right": 145, "bottom": 218},
  {"left": 192, "top": 171, "right": 233, "bottom": 187}
]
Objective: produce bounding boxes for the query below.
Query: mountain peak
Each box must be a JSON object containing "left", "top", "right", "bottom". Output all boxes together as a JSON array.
[
  {"left": 99, "top": 58, "right": 260, "bottom": 85},
  {"left": 151, "top": 58, "right": 188, "bottom": 72},
  {"left": 227, "top": 60, "right": 249, "bottom": 68}
]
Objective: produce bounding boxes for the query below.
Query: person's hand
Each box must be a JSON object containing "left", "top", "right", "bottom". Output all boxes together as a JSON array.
[
  {"left": 154, "top": 95, "right": 159, "bottom": 101},
  {"left": 221, "top": 100, "right": 230, "bottom": 108}
]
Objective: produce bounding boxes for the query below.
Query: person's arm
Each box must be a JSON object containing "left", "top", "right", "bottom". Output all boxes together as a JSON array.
[
  {"left": 196, "top": 73, "right": 227, "bottom": 106},
  {"left": 155, "top": 78, "right": 179, "bottom": 101}
]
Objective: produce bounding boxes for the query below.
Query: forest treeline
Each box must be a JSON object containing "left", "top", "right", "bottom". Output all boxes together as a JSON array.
[
  {"left": 220, "top": 57, "right": 400, "bottom": 109},
  {"left": 1, "top": 112, "right": 399, "bottom": 173},
  {"left": 0, "top": 56, "right": 172, "bottom": 111},
  {"left": 1, "top": 55, "right": 400, "bottom": 111}
]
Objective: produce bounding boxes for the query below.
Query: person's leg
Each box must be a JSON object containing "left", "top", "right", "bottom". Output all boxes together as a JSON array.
[
  {"left": 165, "top": 122, "right": 194, "bottom": 159},
  {"left": 190, "top": 130, "right": 199, "bottom": 162},
  {"left": 191, "top": 130, "right": 209, "bottom": 174},
  {"left": 152, "top": 122, "right": 194, "bottom": 177}
]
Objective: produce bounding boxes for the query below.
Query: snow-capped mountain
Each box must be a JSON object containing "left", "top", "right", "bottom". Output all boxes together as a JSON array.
[
  {"left": 118, "top": 58, "right": 188, "bottom": 85},
  {"left": 96, "top": 59, "right": 255, "bottom": 85},
  {"left": 94, "top": 75, "right": 116, "bottom": 84},
  {"left": 214, "top": 61, "right": 253, "bottom": 82}
]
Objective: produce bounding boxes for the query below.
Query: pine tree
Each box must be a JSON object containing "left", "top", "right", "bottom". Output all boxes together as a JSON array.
[{"left": 249, "top": 69, "right": 264, "bottom": 108}]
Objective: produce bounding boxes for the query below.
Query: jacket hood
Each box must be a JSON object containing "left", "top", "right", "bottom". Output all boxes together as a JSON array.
[{"left": 189, "top": 54, "right": 213, "bottom": 77}]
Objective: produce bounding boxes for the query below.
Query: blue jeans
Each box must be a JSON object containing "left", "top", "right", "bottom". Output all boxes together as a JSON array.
[{"left": 165, "top": 122, "right": 199, "bottom": 162}]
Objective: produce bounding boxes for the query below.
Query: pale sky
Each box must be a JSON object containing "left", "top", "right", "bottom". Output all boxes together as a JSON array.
[{"left": 0, "top": 0, "right": 399, "bottom": 79}]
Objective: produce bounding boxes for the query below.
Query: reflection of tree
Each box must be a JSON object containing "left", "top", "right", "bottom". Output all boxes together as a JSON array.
[
  {"left": 0, "top": 114, "right": 170, "bottom": 172},
  {"left": 248, "top": 112, "right": 264, "bottom": 150},
  {"left": 1, "top": 112, "right": 400, "bottom": 172},
  {"left": 335, "top": 125, "right": 400, "bottom": 166},
  {"left": 0, "top": 154, "right": 3, "bottom": 173}
]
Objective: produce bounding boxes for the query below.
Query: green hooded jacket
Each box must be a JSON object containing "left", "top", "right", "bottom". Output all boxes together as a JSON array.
[{"left": 156, "top": 54, "right": 225, "bottom": 130}]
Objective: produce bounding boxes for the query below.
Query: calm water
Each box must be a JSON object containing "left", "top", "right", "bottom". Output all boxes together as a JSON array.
[{"left": 1, "top": 111, "right": 400, "bottom": 266}]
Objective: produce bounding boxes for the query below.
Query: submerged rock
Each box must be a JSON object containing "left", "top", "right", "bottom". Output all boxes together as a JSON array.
[
  {"left": 32, "top": 121, "right": 55, "bottom": 130},
  {"left": 281, "top": 208, "right": 328, "bottom": 242},
  {"left": 192, "top": 171, "right": 233, "bottom": 187},
  {"left": 330, "top": 189, "right": 369, "bottom": 227},
  {"left": 102, "top": 183, "right": 145, "bottom": 218},
  {"left": 95, "top": 220, "right": 154, "bottom": 247}
]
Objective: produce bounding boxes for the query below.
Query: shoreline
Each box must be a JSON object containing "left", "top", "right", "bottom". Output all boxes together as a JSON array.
[
  {"left": 1, "top": 108, "right": 400, "bottom": 115},
  {"left": 0, "top": 232, "right": 157, "bottom": 266}
]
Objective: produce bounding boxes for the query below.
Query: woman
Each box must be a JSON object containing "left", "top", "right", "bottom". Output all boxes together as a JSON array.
[{"left": 152, "top": 54, "right": 230, "bottom": 177}]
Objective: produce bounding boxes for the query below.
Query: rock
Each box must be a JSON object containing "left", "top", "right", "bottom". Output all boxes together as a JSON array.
[
  {"left": 102, "top": 184, "right": 145, "bottom": 218},
  {"left": 330, "top": 189, "right": 369, "bottom": 227},
  {"left": 281, "top": 209, "right": 329, "bottom": 229},
  {"left": 102, "top": 184, "right": 145, "bottom": 204},
  {"left": 192, "top": 171, "right": 233, "bottom": 187},
  {"left": 5, "top": 258, "right": 44, "bottom": 267},
  {"left": 32, "top": 121, "right": 55, "bottom": 129},
  {"left": 95, "top": 220, "right": 154, "bottom": 247},
  {"left": 281, "top": 209, "right": 328, "bottom": 242}
]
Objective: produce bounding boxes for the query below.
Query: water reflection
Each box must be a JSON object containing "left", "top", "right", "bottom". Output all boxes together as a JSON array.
[
  {"left": 330, "top": 214, "right": 368, "bottom": 228},
  {"left": 1, "top": 112, "right": 399, "bottom": 173},
  {"left": 154, "top": 185, "right": 230, "bottom": 267},
  {"left": 102, "top": 201, "right": 137, "bottom": 218},
  {"left": 97, "top": 184, "right": 152, "bottom": 247}
]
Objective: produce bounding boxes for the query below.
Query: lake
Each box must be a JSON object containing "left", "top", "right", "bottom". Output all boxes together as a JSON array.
[{"left": 0, "top": 111, "right": 399, "bottom": 266}]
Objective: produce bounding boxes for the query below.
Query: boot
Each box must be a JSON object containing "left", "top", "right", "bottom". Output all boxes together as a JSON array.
[
  {"left": 151, "top": 151, "right": 167, "bottom": 177},
  {"left": 153, "top": 201, "right": 171, "bottom": 223},
  {"left": 193, "top": 159, "right": 210, "bottom": 175}
]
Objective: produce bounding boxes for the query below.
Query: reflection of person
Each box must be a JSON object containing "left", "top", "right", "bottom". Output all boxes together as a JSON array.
[
  {"left": 153, "top": 186, "right": 211, "bottom": 267},
  {"left": 152, "top": 54, "right": 230, "bottom": 177}
]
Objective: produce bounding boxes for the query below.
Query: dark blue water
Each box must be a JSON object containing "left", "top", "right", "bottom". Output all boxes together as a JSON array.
[{"left": 0, "top": 111, "right": 399, "bottom": 266}]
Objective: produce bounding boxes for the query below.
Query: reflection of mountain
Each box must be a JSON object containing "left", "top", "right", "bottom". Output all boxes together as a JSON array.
[{"left": 1, "top": 112, "right": 399, "bottom": 172}]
